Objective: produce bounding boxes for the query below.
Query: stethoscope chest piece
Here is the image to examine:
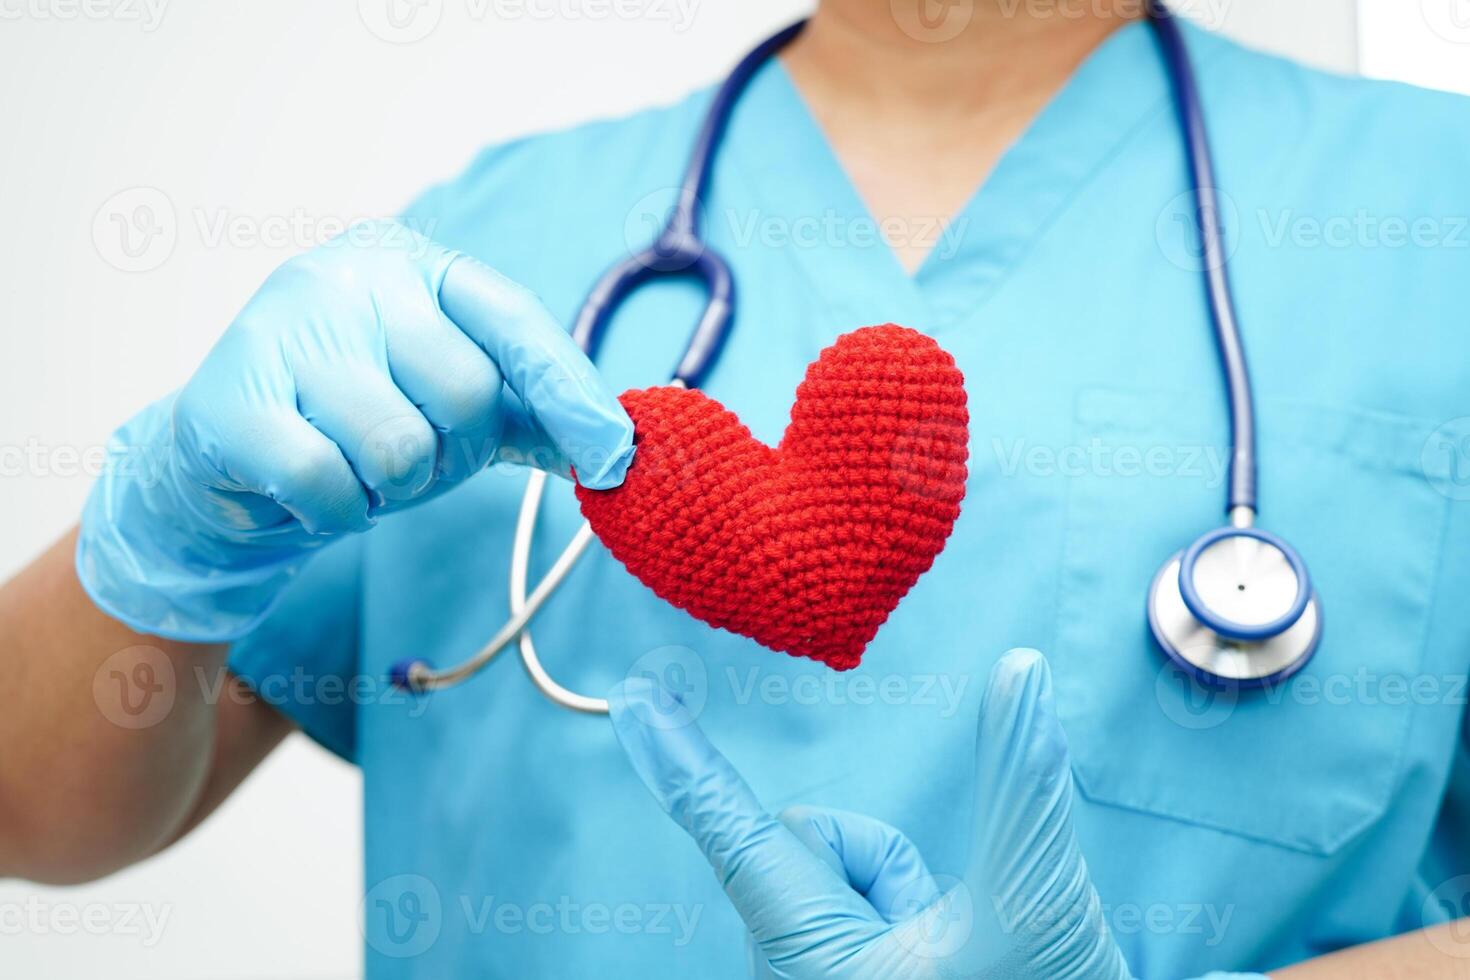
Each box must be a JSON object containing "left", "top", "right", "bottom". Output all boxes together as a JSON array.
[
  {"left": 389, "top": 8, "right": 1331, "bottom": 708},
  {"left": 1148, "top": 525, "right": 1321, "bottom": 687}
]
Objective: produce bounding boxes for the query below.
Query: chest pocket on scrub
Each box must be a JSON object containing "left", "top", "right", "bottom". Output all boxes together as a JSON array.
[{"left": 1050, "top": 387, "right": 1449, "bottom": 855}]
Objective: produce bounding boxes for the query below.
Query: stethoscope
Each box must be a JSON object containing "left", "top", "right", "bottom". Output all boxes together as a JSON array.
[{"left": 390, "top": 3, "right": 1321, "bottom": 709}]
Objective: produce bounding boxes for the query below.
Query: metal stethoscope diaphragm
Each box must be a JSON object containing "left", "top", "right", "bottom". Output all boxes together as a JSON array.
[{"left": 390, "top": 4, "right": 1321, "bottom": 708}]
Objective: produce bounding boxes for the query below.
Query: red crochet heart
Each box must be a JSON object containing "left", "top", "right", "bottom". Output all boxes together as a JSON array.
[{"left": 575, "top": 324, "right": 969, "bottom": 670}]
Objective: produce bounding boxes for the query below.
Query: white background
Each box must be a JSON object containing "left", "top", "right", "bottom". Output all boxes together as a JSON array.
[{"left": 0, "top": 2, "right": 1463, "bottom": 977}]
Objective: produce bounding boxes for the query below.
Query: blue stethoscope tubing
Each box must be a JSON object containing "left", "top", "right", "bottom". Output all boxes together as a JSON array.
[
  {"left": 390, "top": 3, "right": 1319, "bottom": 704},
  {"left": 388, "top": 20, "right": 802, "bottom": 706},
  {"left": 1146, "top": 3, "right": 1320, "bottom": 687},
  {"left": 572, "top": 19, "right": 805, "bottom": 387}
]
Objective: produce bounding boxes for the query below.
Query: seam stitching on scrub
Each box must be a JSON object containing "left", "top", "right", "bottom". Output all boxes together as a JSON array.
[
  {"left": 1054, "top": 386, "right": 1446, "bottom": 856},
  {"left": 929, "top": 92, "right": 1178, "bottom": 339},
  {"left": 928, "top": 29, "right": 1238, "bottom": 337},
  {"left": 1391, "top": 487, "right": 1456, "bottom": 808}
]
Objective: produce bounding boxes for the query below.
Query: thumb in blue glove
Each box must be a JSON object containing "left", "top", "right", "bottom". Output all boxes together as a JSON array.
[
  {"left": 608, "top": 650, "right": 1267, "bottom": 980},
  {"left": 78, "top": 221, "right": 634, "bottom": 642}
]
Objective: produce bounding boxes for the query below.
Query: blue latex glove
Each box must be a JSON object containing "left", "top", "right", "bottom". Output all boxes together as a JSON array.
[
  {"left": 609, "top": 650, "right": 1267, "bottom": 980},
  {"left": 78, "top": 221, "right": 634, "bottom": 642}
]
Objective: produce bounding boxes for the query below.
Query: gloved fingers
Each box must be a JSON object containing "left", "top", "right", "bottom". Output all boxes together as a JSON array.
[
  {"left": 972, "top": 648, "right": 1075, "bottom": 826},
  {"left": 215, "top": 408, "right": 372, "bottom": 535},
  {"left": 439, "top": 256, "right": 635, "bottom": 490},
  {"left": 608, "top": 677, "right": 884, "bottom": 949},
  {"left": 492, "top": 395, "right": 574, "bottom": 480},
  {"left": 293, "top": 365, "right": 439, "bottom": 509},
  {"left": 951, "top": 650, "right": 1132, "bottom": 979},
  {"left": 777, "top": 806, "right": 941, "bottom": 924},
  {"left": 964, "top": 649, "right": 1089, "bottom": 940},
  {"left": 384, "top": 310, "right": 508, "bottom": 484}
]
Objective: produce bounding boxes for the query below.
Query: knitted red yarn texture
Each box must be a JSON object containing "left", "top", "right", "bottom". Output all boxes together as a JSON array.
[{"left": 575, "top": 324, "right": 970, "bottom": 670}]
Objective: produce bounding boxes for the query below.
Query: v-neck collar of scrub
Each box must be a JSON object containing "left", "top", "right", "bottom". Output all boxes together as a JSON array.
[{"left": 722, "top": 18, "right": 1203, "bottom": 337}]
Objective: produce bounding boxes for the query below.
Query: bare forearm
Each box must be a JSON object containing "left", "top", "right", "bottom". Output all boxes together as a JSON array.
[
  {"left": 0, "top": 527, "right": 225, "bottom": 883},
  {"left": 1271, "top": 922, "right": 1470, "bottom": 978}
]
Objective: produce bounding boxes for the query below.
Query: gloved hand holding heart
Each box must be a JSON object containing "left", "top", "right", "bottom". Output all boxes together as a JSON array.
[{"left": 575, "top": 325, "right": 969, "bottom": 670}]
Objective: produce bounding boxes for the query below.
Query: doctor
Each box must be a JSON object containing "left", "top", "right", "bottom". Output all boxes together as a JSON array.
[{"left": 2, "top": 1, "right": 1469, "bottom": 977}]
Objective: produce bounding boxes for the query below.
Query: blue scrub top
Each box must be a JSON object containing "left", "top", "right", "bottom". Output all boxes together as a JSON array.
[{"left": 230, "top": 20, "right": 1470, "bottom": 979}]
